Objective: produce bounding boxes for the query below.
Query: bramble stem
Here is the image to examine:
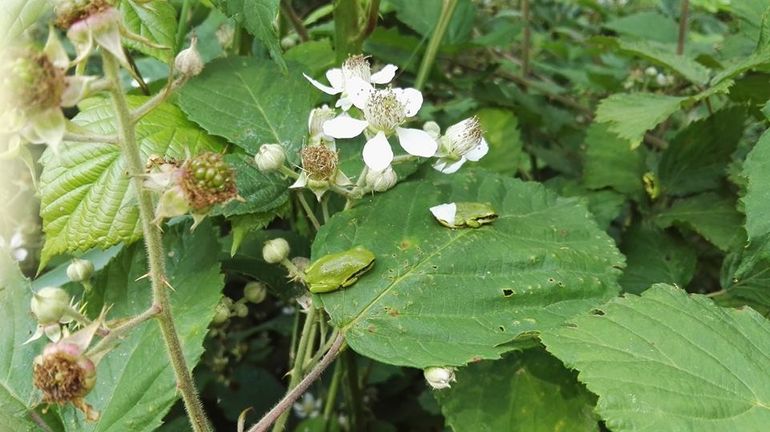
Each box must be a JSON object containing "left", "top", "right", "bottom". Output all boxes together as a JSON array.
[
  {"left": 87, "top": 304, "right": 161, "bottom": 359},
  {"left": 415, "top": 0, "right": 458, "bottom": 90},
  {"left": 251, "top": 333, "right": 346, "bottom": 432},
  {"left": 272, "top": 306, "right": 318, "bottom": 431},
  {"left": 102, "top": 51, "right": 212, "bottom": 432},
  {"left": 131, "top": 76, "right": 188, "bottom": 122},
  {"left": 281, "top": 0, "right": 310, "bottom": 42},
  {"left": 297, "top": 192, "right": 321, "bottom": 231}
]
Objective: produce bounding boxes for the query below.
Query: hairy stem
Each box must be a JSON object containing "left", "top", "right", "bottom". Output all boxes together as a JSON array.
[
  {"left": 415, "top": 0, "right": 458, "bottom": 90},
  {"left": 87, "top": 304, "right": 161, "bottom": 359},
  {"left": 281, "top": 0, "right": 310, "bottom": 42},
  {"left": 102, "top": 52, "right": 212, "bottom": 432},
  {"left": 250, "top": 333, "right": 346, "bottom": 432},
  {"left": 297, "top": 192, "right": 321, "bottom": 231},
  {"left": 272, "top": 306, "right": 319, "bottom": 431}
]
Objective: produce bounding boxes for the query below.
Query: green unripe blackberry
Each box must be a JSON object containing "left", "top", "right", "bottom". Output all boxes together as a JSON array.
[{"left": 181, "top": 152, "right": 237, "bottom": 210}]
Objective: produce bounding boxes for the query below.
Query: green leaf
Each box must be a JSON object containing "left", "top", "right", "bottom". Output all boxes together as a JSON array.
[
  {"left": 595, "top": 93, "right": 685, "bottom": 149},
  {"left": 178, "top": 57, "right": 318, "bottom": 159},
  {"left": 219, "top": 0, "right": 286, "bottom": 71},
  {"left": 211, "top": 154, "right": 289, "bottom": 217},
  {"left": 722, "top": 237, "right": 770, "bottom": 311},
  {"left": 229, "top": 205, "right": 289, "bottom": 256},
  {"left": 582, "top": 122, "right": 645, "bottom": 197},
  {"left": 436, "top": 349, "right": 599, "bottom": 432},
  {"left": 603, "top": 11, "right": 678, "bottom": 44},
  {"left": 314, "top": 170, "right": 624, "bottom": 368},
  {"left": 60, "top": 223, "right": 223, "bottom": 431},
  {"left": 613, "top": 38, "right": 710, "bottom": 84},
  {"left": 39, "top": 97, "right": 223, "bottom": 267},
  {"left": 545, "top": 178, "right": 626, "bottom": 230},
  {"left": 119, "top": 0, "right": 177, "bottom": 62},
  {"left": 743, "top": 129, "right": 770, "bottom": 242},
  {"left": 475, "top": 108, "right": 525, "bottom": 175},
  {"left": 542, "top": 284, "right": 770, "bottom": 432},
  {"left": 655, "top": 193, "right": 745, "bottom": 252},
  {"left": 0, "top": 0, "right": 49, "bottom": 44},
  {"left": 285, "top": 39, "right": 336, "bottom": 76},
  {"left": 618, "top": 224, "right": 697, "bottom": 295},
  {"left": 658, "top": 108, "right": 746, "bottom": 197},
  {"left": 387, "top": 0, "right": 476, "bottom": 45},
  {"left": 0, "top": 253, "right": 65, "bottom": 432}
]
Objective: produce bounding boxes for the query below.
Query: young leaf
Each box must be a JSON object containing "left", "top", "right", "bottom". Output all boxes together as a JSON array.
[
  {"left": 178, "top": 57, "right": 318, "bottom": 160},
  {"left": 543, "top": 284, "right": 770, "bottom": 432},
  {"left": 314, "top": 170, "right": 624, "bottom": 368},
  {"left": 59, "top": 222, "right": 224, "bottom": 431},
  {"left": 38, "top": 97, "right": 224, "bottom": 267},
  {"left": 595, "top": 93, "right": 685, "bottom": 149},
  {"left": 435, "top": 349, "right": 599, "bottom": 432}
]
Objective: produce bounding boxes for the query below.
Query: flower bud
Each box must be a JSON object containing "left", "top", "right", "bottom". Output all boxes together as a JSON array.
[
  {"left": 263, "top": 238, "right": 290, "bottom": 264},
  {"left": 244, "top": 282, "right": 267, "bottom": 304},
  {"left": 423, "top": 366, "right": 456, "bottom": 390},
  {"left": 232, "top": 302, "right": 249, "bottom": 318},
  {"left": 175, "top": 36, "right": 203, "bottom": 77},
  {"left": 644, "top": 66, "right": 658, "bottom": 77},
  {"left": 423, "top": 121, "right": 441, "bottom": 140},
  {"left": 365, "top": 166, "right": 398, "bottom": 192},
  {"left": 308, "top": 105, "right": 336, "bottom": 139},
  {"left": 31, "top": 287, "right": 71, "bottom": 326},
  {"left": 212, "top": 297, "right": 233, "bottom": 324},
  {"left": 67, "top": 258, "right": 94, "bottom": 282},
  {"left": 255, "top": 144, "right": 286, "bottom": 172}
]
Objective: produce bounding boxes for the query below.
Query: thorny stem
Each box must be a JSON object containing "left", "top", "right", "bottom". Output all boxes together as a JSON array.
[
  {"left": 131, "top": 77, "right": 188, "bottom": 122},
  {"left": 677, "top": 0, "right": 689, "bottom": 55},
  {"left": 272, "top": 306, "right": 319, "bottom": 431},
  {"left": 87, "top": 304, "right": 161, "bottom": 359},
  {"left": 251, "top": 333, "right": 346, "bottom": 432},
  {"left": 101, "top": 52, "right": 212, "bottom": 432},
  {"left": 415, "top": 0, "right": 458, "bottom": 90}
]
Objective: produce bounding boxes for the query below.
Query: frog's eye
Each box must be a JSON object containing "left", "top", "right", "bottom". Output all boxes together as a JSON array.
[{"left": 429, "top": 202, "right": 456, "bottom": 225}]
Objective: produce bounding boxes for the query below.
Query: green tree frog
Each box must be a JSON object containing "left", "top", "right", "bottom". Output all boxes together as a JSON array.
[
  {"left": 305, "top": 247, "right": 376, "bottom": 293},
  {"left": 429, "top": 202, "right": 498, "bottom": 228}
]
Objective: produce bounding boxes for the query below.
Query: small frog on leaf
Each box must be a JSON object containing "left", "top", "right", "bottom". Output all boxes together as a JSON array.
[
  {"left": 305, "top": 247, "right": 376, "bottom": 293},
  {"left": 429, "top": 202, "right": 498, "bottom": 229}
]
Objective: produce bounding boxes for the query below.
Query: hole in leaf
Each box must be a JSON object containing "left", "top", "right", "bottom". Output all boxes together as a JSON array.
[
  {"left": 590, "top": 309, "right": 605, "bottom": 316},
  {"left": 498, "top": 326, "right": 505, "bottom": 332},
  {"left": 502, "top": 289, "right": 514, "bottom": 297}
]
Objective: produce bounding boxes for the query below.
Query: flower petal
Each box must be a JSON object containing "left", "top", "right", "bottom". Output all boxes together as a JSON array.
[
  {"left": 345, "top": 77, "right": 373, "bottom": 110},
  {"left": 304, "top": 73, "right": 342, "bottom": 95},
  {"left": 323, "top": 115, "right": 368, "bottom": 139},
  {"left": 326, "top": 68, "right": 344, "bottom": 90},
  {"left": 465, "top": 137, "right": 489, "bottom": 162},
  {"left": 363, "top": 131, "right": 394, "bottom": 171},
  {"left": 396, "top": 127, "right": 438, "bottom": 158},
  {"left": 429, "top": 202, "right": 457, "bottom": 226},
  {"left": 433, "top": 157, "right": 466, "bottom": 174},
  {"left": 370, "top": 64, "right": 398, "bottom": 84},
  {"left": 393, "top": 87, "right": 423, "bottom": 117}
]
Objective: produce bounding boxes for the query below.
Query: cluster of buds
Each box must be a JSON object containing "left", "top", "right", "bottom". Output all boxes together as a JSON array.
[
  {"left": 297, "top": 54, "right": 488, "bottom": 198},
  {"left": 32, "top": 316, "right": 107, "bottom": 421},
  {"left": 27, "top": 286, "right": 86, "bottom": 343},
  {"left": 144, "top": 152, "right": 239, "bottom": 228}
]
